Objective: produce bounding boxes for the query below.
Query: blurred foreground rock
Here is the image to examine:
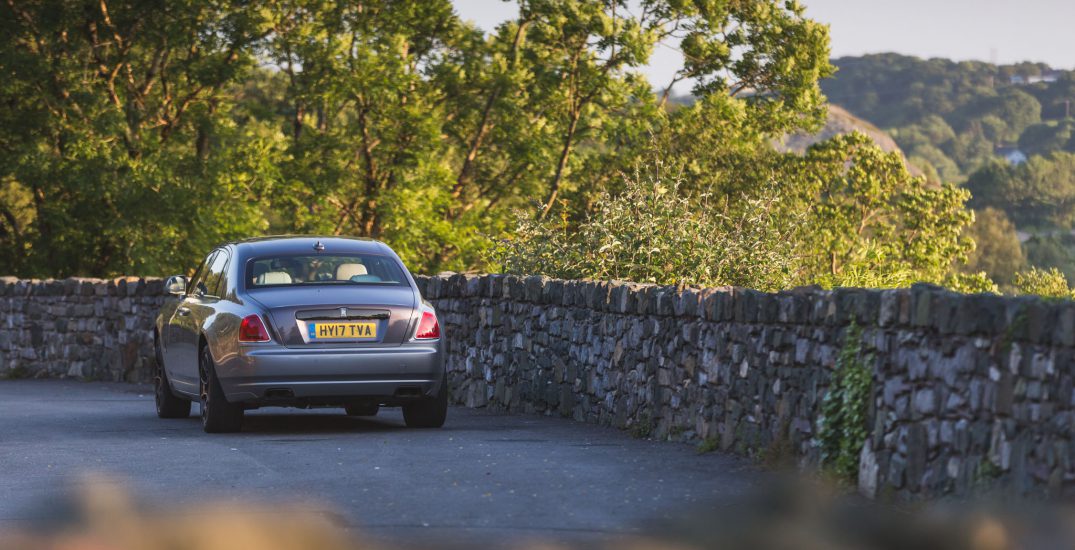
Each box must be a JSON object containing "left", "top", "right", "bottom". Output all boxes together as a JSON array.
[{"left": 3, "top": 477, "right": 1073, "bottom": 550}]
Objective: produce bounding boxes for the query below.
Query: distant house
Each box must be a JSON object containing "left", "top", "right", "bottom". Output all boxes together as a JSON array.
[
  {"left": 996, "top": 146, "right": 1027, "bottom": 165},
  {"left": 1030, "top": 70, "right": 1061, "bottom": 84},
  {"left": 1009, "top": 70, "right": 1061, "bottom": 85}
]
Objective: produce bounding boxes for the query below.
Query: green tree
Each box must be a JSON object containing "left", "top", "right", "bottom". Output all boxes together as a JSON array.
[
  {"left": 1018, "top": 120, "right": 1075, "bottom": 156},
  {"left": 951, "top": 89, "right": 1040, "bottom": 143},
  {"left": 1023, "top": 234, "right": 1075, "bottom": 283},
  {"left": 962, "top": 208, "right": 1026, "bottom": 286},
  {"left": 0, "top": 0, "right": 835, "bottom": 277},
  {"left": 783, "top": 134, "right": 974, "bottom": 288},
  {"left": 259, "top": 0, "right": 833, "bottom": 270},
  {"left": 905, "top": 144, "right": 961, "bottom": 183},
  {"left": 966, "top": 153, "right": 1075, "bottom": 229},
  {"left": 0, "top": 0, "right": 276, "bottom": 277}
]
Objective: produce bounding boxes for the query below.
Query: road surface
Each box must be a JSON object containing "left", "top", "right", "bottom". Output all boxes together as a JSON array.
[{"left": 0, "top": 380, "right": 758, "bottom": 547}]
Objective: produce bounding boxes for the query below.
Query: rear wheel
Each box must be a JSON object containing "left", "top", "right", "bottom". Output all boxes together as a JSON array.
[
  {"left": 199, "top": 345, "right": 244, "bottom": 433},
  {"left": 344, "top": 403, "right": 380, "bottom": 417},
  {"left": 403, "top": 374, "right": 448, "bottom": 428},
  {"left": 154, "top": 338, "right": 191, "bottom": 419}
]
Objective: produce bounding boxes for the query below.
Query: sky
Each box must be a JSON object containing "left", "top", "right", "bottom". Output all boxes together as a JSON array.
[{"left": 453, "top": 0, "right": 1075, "bottom": 90}]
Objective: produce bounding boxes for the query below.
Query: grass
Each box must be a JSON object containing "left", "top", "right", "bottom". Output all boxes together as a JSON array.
[
  {"left": 696, "top": 437, "right": 719, "bottom": 454},
  {"left": 629, "top": 414, "right": 655, "bottom": 439},
  {"left": 2, "top": 365, "right": 30, "bottom": 380}
]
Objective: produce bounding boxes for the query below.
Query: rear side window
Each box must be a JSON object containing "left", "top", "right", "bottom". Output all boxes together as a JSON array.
[
  {"left": 187, "top": 251, "right": 217, "bottom": 296},
  {"left": 204, "top": 250, "right": 230, "bottom": 298},
  {"left": 246, "top": 254, "right": 407, "bottom": 288}
]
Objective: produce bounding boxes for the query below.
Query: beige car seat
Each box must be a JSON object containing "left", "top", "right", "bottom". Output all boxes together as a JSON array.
[
  {"left": 256, "top": 271, "right": 293, "bottom": 285},
  {"left": 335, "top": 263, "right": 368, "bottom": 281}
]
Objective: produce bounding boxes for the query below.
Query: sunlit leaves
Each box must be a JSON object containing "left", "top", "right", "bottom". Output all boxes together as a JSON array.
[
  {"left": 0, "top": 0, "right": 835, "bottom": 277},
  {"left": 493, "top": 134, "right": 977, "bottom": 291}
]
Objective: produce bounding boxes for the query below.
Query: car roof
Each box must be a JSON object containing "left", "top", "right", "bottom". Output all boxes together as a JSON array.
[{"left": 228, "top": 236, "right": 391, "bottom": 257}]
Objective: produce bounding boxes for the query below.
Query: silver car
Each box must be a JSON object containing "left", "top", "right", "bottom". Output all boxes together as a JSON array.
[{"left": 153, "top": 236, "right": 446, "bottom": 433}]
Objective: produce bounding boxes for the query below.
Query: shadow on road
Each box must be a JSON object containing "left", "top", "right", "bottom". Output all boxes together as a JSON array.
[{"left": 234, "top": 412, "right": 407, "bottom": 435}]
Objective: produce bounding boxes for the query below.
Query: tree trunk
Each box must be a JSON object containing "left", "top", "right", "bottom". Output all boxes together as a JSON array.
[
  {"left": 293, "top": 101, "right": 304, "bottom": 141},
  {"left": 540, "top": 111, "right": 580, "bottom": 219},
  {"left": 452, "top": 20, "right": 530, "bottom": 202}
]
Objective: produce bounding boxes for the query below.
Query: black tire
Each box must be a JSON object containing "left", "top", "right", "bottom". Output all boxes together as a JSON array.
[
  {"left": 344, "top": 403, "right": 380, "bottom": 417},
  {"left": 403, "top": 374, "right": 448, "bottom": 428},
  {"left": 199, "top": 345, "right": 244, "bottom": 433},
  {"left": 154, "top": 337, "right": 191, "bottom": 419}
]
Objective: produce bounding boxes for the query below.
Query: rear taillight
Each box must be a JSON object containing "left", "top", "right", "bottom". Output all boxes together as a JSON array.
[
  {"left": 414, "top": 310, "right": 440, "bottom": 340},
  {"left": 239, "top": 314, "right": 271, "bottom": 342}
]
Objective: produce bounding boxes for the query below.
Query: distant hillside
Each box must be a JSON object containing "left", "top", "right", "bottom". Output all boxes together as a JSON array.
[
  {"left": 669, "top": 92, "right": 917, "bottom": 174},
  {"left": 776, "top": 104, "right": 901, "bottom": 154},
  {"left": 820, "top": 53, "right": 1075, "bottom": 182},
  {"left": 819, "top": 53, "right": 1075, "bottom": 287}
]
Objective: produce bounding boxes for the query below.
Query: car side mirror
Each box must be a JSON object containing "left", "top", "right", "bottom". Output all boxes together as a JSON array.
[{"left": 165, "top": 275, "right": 187, "bottom": 296}]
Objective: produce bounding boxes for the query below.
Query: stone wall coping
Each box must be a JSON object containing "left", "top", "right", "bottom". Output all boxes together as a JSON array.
[
  {"left": 0, "top": 276, "right": 166, "bottom": 298},
  {"left": 413, "top": 273, "right": 1075, "bottom": 346}
]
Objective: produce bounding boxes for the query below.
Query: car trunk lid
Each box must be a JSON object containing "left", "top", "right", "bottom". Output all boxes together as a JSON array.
[{"left": 247, "top": 285, "right": 417, "bottom": 348}]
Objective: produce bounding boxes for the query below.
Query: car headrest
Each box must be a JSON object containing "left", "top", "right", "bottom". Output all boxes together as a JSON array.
[
  {"left": 335, "top": 263, "right": 368, "bottom": 280},
  {"left": 256, "top": 271, "right": 293, "bottom": 285}
]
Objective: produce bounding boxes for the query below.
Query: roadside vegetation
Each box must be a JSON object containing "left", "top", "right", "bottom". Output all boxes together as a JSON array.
[
  {"left": 1, "top": 1, "right": 1072, "bottom": 300},
  {"left": 491, "top": 134, "right": 986, "bottom": 292}
]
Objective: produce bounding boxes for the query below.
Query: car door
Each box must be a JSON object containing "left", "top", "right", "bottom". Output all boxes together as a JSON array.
[
  {"left": 166, "top": 250, "right": 219, "bottom": 393},
  {"left": 161, "top": 253, "right": 210, "bottom": 392}
]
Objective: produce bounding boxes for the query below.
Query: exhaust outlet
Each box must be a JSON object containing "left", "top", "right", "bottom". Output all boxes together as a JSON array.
[{"left": 394, "top": 386, "right": 422, "bottom": 397}]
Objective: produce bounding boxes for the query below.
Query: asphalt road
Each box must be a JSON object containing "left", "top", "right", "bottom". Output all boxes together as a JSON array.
[{"left": 0, "top": 380, "right": 759, "bottom": 547}]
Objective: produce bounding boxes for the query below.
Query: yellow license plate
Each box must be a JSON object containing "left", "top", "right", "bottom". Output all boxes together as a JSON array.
[{"left": 308, "top": 321, "right": 378, "bottom": 340}]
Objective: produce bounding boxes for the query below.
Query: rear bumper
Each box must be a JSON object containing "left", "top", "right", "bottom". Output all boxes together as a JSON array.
[{"left": 215, "top": 342, "right": 444, "bottom": 403}]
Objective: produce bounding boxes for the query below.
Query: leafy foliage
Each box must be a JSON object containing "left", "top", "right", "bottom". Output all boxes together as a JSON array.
[
  {"left": 1023, "top": 234, "right": 1075, "bottom": 284},
  {"left": 966, "top": 153, "right": 1075, "bottom": 230},
  {"left": 962, "top": 208, "right": 1026, "bottom": 286},
  {"left": 825, "top": 55, "right": 1075, "bottom": 294},
  {"left": 943, "top": 272, "right": 999, "bottom": 295},
  {"left": 490, "top": 159, "right": 800, "bottom": 290},
  {"left": 0, "top": 0, "right": 833, "bottom": 277},
  {"left": 0, "top": 0, "right": 274, "bottom": 276},
  {"left": 1013, "top": 267, "right": 1075, "bottom": 300},
  {"left": 782, "top": 134, "right": 974, "bottom": 288},
  {"left": 818, "top": 322, "right": 872, "bottom": 482},
  {"left": 492, "top": 134, "right": 977, "bottom": 291}
]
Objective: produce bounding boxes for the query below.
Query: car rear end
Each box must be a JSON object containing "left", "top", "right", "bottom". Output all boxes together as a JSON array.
[{"left": 213, "top": 239, "right": 445, "bottom": 409}]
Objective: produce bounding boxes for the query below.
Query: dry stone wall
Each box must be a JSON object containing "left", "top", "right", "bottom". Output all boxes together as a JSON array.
[
  {"left": 2, "top": 273, "right": 1074, "bottom": 499},
  {"left": 415, "top": 274, "right": 1075, "bottom": 500},
  {"left": 0, "top": 277, "right": 165, "bottom": 382}
]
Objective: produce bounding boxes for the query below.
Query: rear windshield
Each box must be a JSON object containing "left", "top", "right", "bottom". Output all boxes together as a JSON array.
[{"left": 246, "top": 254, "right": 408, "bottom": 288}]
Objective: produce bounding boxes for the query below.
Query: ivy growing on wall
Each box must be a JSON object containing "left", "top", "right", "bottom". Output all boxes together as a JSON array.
[{"left": 818, "top": 322, "right": 874, "bottom": 482}]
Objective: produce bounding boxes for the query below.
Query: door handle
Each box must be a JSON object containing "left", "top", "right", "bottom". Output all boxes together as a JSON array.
[{"left": 177, "top": 307, "right": 191, "bottom": 316}]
